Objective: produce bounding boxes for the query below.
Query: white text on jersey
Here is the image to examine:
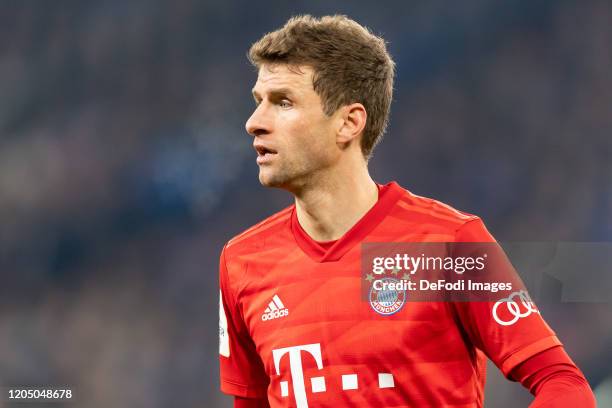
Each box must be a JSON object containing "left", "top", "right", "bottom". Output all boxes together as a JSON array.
[{"left": 262, "top": 294, "right": 289, "bottom": 321}]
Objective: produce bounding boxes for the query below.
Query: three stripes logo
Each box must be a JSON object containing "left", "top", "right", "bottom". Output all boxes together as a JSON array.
[{"left": 262, "top": 294, "right": 289, "bottom": 321}]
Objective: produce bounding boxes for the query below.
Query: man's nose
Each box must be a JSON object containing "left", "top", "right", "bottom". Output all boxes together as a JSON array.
[{"left": 245, "top": 103, "right": 271, "bottom": 137}]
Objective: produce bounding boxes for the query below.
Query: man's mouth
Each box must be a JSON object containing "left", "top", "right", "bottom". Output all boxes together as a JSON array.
[{"left": 254, "top": 144, "right": 278, "bottom": 164}]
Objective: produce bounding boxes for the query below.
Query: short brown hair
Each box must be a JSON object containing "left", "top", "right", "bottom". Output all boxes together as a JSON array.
[{"left": 248, "top": 15, "right": 395, "bottom": 159}]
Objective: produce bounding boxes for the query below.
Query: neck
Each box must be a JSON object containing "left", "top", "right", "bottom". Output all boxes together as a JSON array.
[{"left": 293, "top": 159, "right": 378, "bottom": 242}]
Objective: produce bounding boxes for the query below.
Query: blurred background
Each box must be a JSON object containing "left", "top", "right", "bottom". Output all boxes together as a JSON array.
[{"left": 0, "top": 0, "right": 611, "bottom": 407}]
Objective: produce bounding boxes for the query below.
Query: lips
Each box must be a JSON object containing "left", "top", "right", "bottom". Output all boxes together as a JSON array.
[
  {"left": 254, "top": 143, "right": 278, "bottom": 156},
  {"left": 254, "top": 143, "right": 278, "bottom": 164}
]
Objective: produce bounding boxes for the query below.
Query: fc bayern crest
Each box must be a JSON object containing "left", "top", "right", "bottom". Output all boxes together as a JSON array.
[{"left": 369, "top": 277, "right": 407, "bottom": 315}]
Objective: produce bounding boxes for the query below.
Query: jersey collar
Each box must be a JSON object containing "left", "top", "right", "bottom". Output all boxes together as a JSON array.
[{"left": 291, "top": 181, "right": 404, "bottom": 262}]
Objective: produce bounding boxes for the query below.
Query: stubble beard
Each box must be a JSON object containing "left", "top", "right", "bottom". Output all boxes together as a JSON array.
[{"left": 258, "top": 159, "right": 312, "bottom": 191}]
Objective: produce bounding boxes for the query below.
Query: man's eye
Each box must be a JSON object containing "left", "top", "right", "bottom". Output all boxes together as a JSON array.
[{"left": 279, "top": 99, "right": 292, "bottom": 108}]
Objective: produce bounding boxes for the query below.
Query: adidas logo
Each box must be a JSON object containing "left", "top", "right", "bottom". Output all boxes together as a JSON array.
[{"left": 261, "top": 295, "right": 289, "bottom": 321}]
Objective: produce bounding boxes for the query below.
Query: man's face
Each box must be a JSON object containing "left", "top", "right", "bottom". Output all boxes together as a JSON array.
[{"left": 246, "top": 64, "right": 339, "bottom": 189}]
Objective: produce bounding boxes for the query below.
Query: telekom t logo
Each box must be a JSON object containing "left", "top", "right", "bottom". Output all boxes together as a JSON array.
[
  {"left": 272, "top": 343, "right": 323, "bottom": 408},
  {"left": 272, "top": 343, "right": 395, "bottom": 407}
]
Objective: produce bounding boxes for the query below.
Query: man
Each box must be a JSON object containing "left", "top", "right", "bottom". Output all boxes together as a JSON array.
[{"left": 219, "top": 15, "right": 595, "bottom": 407}]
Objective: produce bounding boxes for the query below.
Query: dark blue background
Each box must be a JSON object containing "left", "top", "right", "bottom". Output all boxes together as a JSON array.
[{"left": 0, "top": 0, "right": 610, "bottom": 406}]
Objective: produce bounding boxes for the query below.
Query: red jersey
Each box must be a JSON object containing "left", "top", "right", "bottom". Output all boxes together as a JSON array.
[{"left": 219, "top": 181, "right": 560, "bottom": 407}]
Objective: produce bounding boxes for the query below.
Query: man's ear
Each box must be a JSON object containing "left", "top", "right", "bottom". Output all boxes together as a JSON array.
[{"left": 336, "top": 103, "right": 367, "bottom": 145}]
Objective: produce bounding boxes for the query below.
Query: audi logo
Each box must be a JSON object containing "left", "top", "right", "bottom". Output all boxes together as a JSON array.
[{"left": 492, "top": 290, "right": 539, "bottom": 326}]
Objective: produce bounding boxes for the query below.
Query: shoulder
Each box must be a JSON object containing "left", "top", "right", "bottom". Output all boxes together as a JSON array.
[
  {"left": 399, "top": 189, "right": 477, "bottom": 224},
  {"left": 388, "top": 185, "right": 490, "bottom": 240},
  {"left": 223, "top": 204, "right": 294, "bottom": 258},
  {"left": 220, "top": 205, "right": 295, "bottom": 298}
]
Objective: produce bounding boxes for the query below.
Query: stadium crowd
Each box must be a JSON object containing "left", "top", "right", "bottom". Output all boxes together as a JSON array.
[{"left": 0, "top": 1, "right": 610, "bottom": 407}]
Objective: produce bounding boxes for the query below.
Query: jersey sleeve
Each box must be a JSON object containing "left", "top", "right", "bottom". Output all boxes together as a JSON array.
[
  {"left": 219, "top": 245, "right": 269, "bottom": 398},
  {"left": 452, "top": 218, "right": 562, "bottom": 377}
]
